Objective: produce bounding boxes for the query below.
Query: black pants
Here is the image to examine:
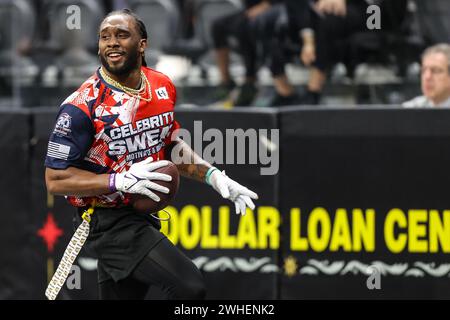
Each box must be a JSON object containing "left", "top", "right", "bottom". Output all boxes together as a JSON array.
[
  {"left": 98, "top": 238, "right": 206, "bottom": 300},
  {"left": 312, "top": 1, "right": 368, "bottom": 72},
  {"left": 267, "top": 2, "right": 367, "bottom": 76},
  {"left": 252, "top": 4, "right": 288, "bottom": 77},
  {"left": 211, "top": 11, "right": 257, "bottom": 79}
]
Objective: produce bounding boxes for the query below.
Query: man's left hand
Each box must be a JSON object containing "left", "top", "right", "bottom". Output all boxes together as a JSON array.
[{"left": 209, "top": 170, "right": 259, "bottom": 215}]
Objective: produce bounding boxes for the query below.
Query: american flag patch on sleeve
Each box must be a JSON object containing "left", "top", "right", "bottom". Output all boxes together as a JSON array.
[{"left": 47, "top": 142, "right": 71, "bottom": 160}]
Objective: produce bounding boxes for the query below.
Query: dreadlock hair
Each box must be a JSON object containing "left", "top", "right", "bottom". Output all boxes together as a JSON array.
[{"left": 101, "top": 8, "right": 148, "bottom": 67}]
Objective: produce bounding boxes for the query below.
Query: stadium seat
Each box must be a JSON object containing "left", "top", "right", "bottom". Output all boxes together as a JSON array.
[
  {"left": 188, "top": 0, "right": 245, "bottom": 82},
  {"left": 0, "top": 0, "right": 35, "bottom": 55},
  {"left": 415, "top": 0, "right": 450, "bottom": 44},
  {"left": 0, "top": 0, "right": 38, "bottom": 87},
  {"left": 127, "top": 0, "right": 181, "bottom": 66},
  {"left": 141, "top": 0, "right": 244, "bottom": 82},
  {"left": 194, "top": 0, "right": 243, "bottom": 48},
  {"left": 45, "top": 0, "right": 104, "bottom": 54},
  {"left": 44, "top": 0, "right": 105, "bottom": 84}
]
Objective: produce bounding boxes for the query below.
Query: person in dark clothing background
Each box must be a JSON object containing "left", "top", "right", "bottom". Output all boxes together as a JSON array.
[
  {"left": 261, "top": 0, "right": 408, "bottom": 106},
  {"left": 211, "top": 0, "right": 274, "bottom": 106}
]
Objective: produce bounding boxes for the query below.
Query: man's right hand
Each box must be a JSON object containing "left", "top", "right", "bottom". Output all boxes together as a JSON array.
[{"left": 112, "top": 157, "right": 172, "bottom": 202}]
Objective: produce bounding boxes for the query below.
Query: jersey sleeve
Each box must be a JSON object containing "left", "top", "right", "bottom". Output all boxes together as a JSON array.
[{"left": 44, "top": 104, "right": 94, "bottom": 169}]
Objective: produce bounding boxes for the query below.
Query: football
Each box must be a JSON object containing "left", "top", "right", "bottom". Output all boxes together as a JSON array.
[{"left": 129, "top": 161, "right": 180, "bottom": 213}]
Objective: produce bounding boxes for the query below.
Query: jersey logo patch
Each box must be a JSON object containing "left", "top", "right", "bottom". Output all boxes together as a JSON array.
[
  {"left": 47, "top": 142, "right": 71, "bottom": 160},
  {"left": 54, "top": 113, "right": 72, "bottom": 137},
  {"left": 155, "top": 87, "right": 169, "bottom": 100}
]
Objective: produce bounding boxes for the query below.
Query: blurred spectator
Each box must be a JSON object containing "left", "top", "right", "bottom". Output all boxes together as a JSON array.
[
  {"left": 403, "top": 44, "right": 450, "bottom": 108},
  {"left": 175, "top": 0, "right": 196, "bottom": 39},
  {"left": 262, "top": 0, "right": 408, "bottom": 106},
  {"left": 414, "top": 0, "right": 450, "bottom": 46},
  {"left": 252, "top": 0, "right": 309, "bottom": 106},
  {"left": 0, "top": 0, "right": 38, "bottom": 88},
  {"left": 238, "top": 1, "right": 287, "bottom": 106},
  {"left": 211, "top": 0, "right": 275, "bottom": 106},
  {"left": 273, "top": 0, "right": 370, "bottom": 105},
  {"left": 0, "top": 0, "right": 36, "bottom": 60}
]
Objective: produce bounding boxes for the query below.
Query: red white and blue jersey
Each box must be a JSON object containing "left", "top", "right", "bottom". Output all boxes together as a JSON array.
[{"left": 45, "top": 66, "right": 180, "bottom": 208}]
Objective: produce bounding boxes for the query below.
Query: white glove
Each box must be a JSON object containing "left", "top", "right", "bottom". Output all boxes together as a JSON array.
[
  {"left": 208, "top": 169, "right": 259, "bottom": 215},
  {"left": 112, "top": 157, "right": 172, "bottom": 202}
]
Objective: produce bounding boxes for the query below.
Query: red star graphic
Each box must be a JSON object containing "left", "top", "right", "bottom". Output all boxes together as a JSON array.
[{"left": 37, "top": 213, "right": 63, "bottom": 253}]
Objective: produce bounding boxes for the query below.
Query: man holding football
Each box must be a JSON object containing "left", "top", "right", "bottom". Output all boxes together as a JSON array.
[{"left": 44, "top": 9, "right": 258, "bottom": 300}]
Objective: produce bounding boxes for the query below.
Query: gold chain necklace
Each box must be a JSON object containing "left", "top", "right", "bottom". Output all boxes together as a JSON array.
[{"left": 100, "top": 67, "right": 152, "bottom": 102}]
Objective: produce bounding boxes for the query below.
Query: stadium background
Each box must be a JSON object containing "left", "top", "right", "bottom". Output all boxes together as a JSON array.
[{"left": 0, "top": 0, "right": 449, "bottom": 299}]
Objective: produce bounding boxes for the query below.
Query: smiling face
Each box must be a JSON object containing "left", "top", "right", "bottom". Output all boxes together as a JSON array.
[{"left": 98, "top": 14, "right": 147, "bottom": 76}]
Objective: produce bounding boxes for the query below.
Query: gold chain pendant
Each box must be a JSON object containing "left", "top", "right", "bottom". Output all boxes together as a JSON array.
[{"left": 100, "top": 68, "right": 152, "bottom": 102}]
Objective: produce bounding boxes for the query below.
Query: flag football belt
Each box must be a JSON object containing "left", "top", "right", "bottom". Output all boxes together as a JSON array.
[{"left": 45, "top": 202, "right": 96, "bottom": 300}]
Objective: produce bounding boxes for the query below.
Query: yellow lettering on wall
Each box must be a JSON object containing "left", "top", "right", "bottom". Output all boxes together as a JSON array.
[
  {"left": 384, "top": 208, "right": 407, "bottom": 253},
  {"left": 408, "top": 209, "right": 428, "bottom": 253},
  {"left": 429, "top": 210, "right": 450, "bottom": 253},
  {"left": 258, "top": 206, "right": 280, "bottom": 249},
  {"left": 329, "top": 209, "right": 352, "bottom": 252},
  {"left": 159, "top": 206, "right": 179, "bottom": 244},
  {"left": 200, "top": 206, "right": 218, "bottom": 249},
  {"left": 179, "top": 205, "right": 201, "bottom": 249},
  {"left": 308, "top": 207, "right": 331, "bottom": 252},
  {"left": 352, "top": 208, "right": 375, "bottom": 252},
  {"left": 219, "top": 206, "right": 236, "bottom": 248},
  {"left": 290, "top": 208, "right": 308, "bottom": 251},
  {"left": 236, "top": 209, "right": 258, "bottom": 249}
]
